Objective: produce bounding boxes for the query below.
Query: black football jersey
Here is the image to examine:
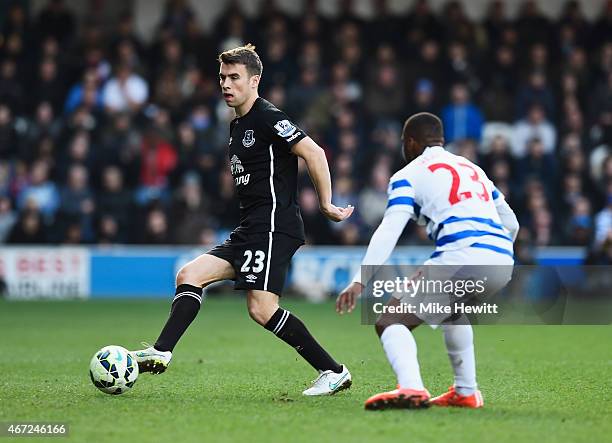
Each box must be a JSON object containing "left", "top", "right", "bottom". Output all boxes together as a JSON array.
[{"left": 228, "top": 97, "right": 307, "bottom": 240}]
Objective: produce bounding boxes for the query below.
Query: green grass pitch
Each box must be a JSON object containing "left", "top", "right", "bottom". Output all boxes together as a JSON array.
[{"left": 1, "top": 297, "right": 610, "bottom": 443}]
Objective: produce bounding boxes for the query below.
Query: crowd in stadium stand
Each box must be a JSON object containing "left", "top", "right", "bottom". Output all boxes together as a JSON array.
[{"left": 0, "top": 0, "right": 611, "bottom": 263}]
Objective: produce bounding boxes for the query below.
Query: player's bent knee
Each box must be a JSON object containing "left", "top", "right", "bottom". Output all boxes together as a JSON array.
[
  {"left": 375, "top": 311, "right": 398, "bottom": 337},
  {"left": 247, "top": 299, "right": 278, "bottom": 325},
  {"left": 375, "top": 319, "right": 389, "bottom": 337},
  {"left": 247, "top": 303, "right": 269, "bottom": 325},
  {"left": 375, "top": 312, "right": 422, "bottom": 337},
  {"left": 247, "top": 292, "right": 279, "bottom": 326},
  {"left": 176, "top": 254, "right": 235, "bottom": 288},
  {"left": 175, "top": 264, "right": 200, "bottom": 287}
]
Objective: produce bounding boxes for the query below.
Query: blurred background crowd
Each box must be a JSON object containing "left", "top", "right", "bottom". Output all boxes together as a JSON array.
[{"left": 0, "top": 0, "right": 611, "bottom": 263}]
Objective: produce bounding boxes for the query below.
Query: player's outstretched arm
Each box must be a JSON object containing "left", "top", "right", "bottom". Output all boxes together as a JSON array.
[
  {"left": 496, "top": 198, "right": 520, "bottom": 241},
  {"left": 291, "top": 137, "right": 354, "bottom": 222},
  {"left": 336, "top": 211, "right": 412, "bottom": 314},
  {"left": 488, "top": 179, "right": 520, "bottom": 241}
]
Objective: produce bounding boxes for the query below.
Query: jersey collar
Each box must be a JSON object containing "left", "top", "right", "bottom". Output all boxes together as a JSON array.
[
  {"left": 234, "top": 97, "right": 262, "bottom": 121},
  {"left": 423, "top": 145, "right": 445, "bottom": 154}
]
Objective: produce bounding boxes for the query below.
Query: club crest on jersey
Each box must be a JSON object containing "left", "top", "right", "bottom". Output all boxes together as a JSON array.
[
  {"left": 274, "top": 120, "right": 297, "bottom": 138},
  {"left": 242, "top": 130, "right": 255, "bottom": 147}
]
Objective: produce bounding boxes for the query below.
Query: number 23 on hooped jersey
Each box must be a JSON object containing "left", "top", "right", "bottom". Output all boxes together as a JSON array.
[
  {"left": 385, "top": 146, "right": 503, "bottom": 226},
  {"left": 428, "top": 161, "right": 490, "bottom": 205}
]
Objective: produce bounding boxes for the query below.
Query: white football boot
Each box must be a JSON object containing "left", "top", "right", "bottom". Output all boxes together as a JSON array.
[
  {"left": 302, "top": 365, "right": 352, "bottom": 396},
  {"left": 132, "top": 343, "right": 172, "bottom": 374}
]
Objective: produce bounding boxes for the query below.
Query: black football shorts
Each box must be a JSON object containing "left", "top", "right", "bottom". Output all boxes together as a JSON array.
[{"left": 206, "top": 230, "right": 303, "bottom": 296}]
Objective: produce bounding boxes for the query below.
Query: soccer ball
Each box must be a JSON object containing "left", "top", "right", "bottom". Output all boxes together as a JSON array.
[{"left": 89, "top": 345, "right": 139, "bottom": 395}]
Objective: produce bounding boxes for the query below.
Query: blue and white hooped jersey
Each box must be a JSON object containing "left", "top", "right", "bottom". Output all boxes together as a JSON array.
[{"left": 385, "top": 146, "right": 513, "bottom": 259}]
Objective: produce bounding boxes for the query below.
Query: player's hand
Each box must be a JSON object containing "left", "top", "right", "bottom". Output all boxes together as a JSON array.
[
  {"left": 320, "top": 203, "right": 354, "bottom": 222},
  {"left": 336, "top": 282, "right": 363, "bottom": 315}
]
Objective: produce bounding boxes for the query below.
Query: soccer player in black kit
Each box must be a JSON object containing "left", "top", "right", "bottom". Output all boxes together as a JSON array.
[{"left": 133, "top": 44, "right": 354, "bottom": 396}]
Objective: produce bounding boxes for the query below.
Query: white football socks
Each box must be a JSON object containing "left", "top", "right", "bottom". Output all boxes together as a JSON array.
[
  {"left": 442, "top": 324, "right": 477, "bottom": 396},
  {"left": 380, "top": 324, "right": 425, "bottom": 390}
]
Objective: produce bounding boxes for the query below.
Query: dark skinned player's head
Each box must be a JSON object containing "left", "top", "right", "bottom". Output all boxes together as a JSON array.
[{"left": 401, "top": 112, "right": 445, "bottom": 163}]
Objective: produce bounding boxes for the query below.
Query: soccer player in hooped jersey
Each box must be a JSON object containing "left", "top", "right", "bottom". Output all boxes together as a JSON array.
[
  {"left": 133, "top": 44, "right": 354, "bottom": 396},
  {"left": 337, "top": 113, "right": 519, "bottom": 409}
]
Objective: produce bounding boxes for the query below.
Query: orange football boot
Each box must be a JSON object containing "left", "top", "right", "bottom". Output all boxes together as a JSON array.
[
  {"left": 364, "top": 386, "right": 431, "bottom": 410},
  {"left": 429, "top": 386, "right": 484, "bottom": 408}
]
